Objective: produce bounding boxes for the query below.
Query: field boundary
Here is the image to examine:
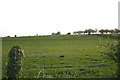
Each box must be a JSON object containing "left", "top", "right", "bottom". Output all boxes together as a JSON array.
[
  {"left": 1, "top": 53, "right": 101, "bottom": 55},
  {"left": 2, "top": 63, "right": 111, "bottom": 68},
  {"left": 23, "top": 64, "right": 109, "bottom": 68},
  {"left": 23, "top": 66, "right": 112, "bottom": 71}
]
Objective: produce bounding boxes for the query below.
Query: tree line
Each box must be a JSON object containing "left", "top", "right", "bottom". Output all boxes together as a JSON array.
[
  {"left": 73, "top": 28, "right": 120, "bottom": 35},
  {"left": 52, "top": 28, "right": 120, "bottom": 35},
  {"left": 73, "top": 29, "right": 97, "bottom": 35},
  {"left": 5, "top": 28, "right": 120, "bottom": 37}
]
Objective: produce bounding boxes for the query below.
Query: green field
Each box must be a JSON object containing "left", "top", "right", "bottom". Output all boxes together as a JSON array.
[{"left": 2, "top": 34, "right": 118, "bottom": 78}]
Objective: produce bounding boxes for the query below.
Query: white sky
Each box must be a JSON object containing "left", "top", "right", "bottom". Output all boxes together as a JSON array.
[{"left": 0, "top": 0, "right": 119, "bottom": 37}]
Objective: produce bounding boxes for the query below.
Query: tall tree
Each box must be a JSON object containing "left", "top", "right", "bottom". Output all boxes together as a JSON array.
[
  {"left": 114, "top": 28, "right": 120, "bottom": 34},
  {"left": 85, "top": 29, "right": 95, "bottom": 35},
  {"left": 56, "top": 31, "right": 61, "bottom": 35}
]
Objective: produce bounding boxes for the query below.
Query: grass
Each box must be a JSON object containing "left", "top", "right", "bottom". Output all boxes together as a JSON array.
[{"left": 2, "top": 34, "right": 118, "bottom": 78}]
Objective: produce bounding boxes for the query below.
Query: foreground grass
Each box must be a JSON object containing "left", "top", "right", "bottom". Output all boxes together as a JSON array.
[
  {"left": 2, "top": 34, "right": 118, "bottom": 78},
  {"left": 2, "top": 54, "right": 117, "bottom": 78}
]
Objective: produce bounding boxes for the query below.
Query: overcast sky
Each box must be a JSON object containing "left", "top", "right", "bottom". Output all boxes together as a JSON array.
[{"left": 0, "top": 0, "right": 119, "bottom": 37}]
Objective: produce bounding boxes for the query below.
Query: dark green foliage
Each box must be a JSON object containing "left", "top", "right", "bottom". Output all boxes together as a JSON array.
[
  {"left": 73, "top": 31, "right": 84, "bottom": 35},
  {"left": 99, "top": 29, "right": 120, "bottom": 34},
  {"left": 67, "top": 32, "right": 71, "bottom": 35},
  {"left": 56, "top": 31, "right": 61, "bottom": 35},
  {"left": 73, "top": 29, "right": 97, "bottom": 35},
  {"left": 117, "top": 35, "right": 120, "bottom": 78},
  {"left": 51, "top": 32, "right": 55, "bottom": 35},
  {"left": 15, "top": 35, "right": 17, "bottom": 37},
  {"left": 7, "top": 46, "right": 24, "bottom": 79},
  {"left": 51, "top": 31, "right": 61, "bottom": 35},
  {"left": 98, "top": 37, "right": 120, "bottom": 78}
]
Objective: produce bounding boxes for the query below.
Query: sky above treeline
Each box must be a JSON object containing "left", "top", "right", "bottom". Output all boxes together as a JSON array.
[{"left": 0, "top": 0, "right": 119, "bottom": 37}]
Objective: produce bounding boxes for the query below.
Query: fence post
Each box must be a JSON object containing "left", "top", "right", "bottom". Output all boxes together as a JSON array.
[{"left": 7, "top": 46, "right": 24, "bottom": 79}]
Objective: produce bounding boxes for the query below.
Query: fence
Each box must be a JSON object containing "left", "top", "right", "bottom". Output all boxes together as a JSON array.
[
  {"left": 21, "top": 65, "right": 115, "bottom": 78},
  {"left": 2, "top": 53, "right": 117, "bottom": 78},
  {"left": 2, "top": 64, "right": 114, "bottom": 78}
]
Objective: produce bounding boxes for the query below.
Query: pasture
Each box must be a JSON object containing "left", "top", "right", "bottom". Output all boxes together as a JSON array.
[{"left": 2, "top": 34, "right": 118, "bottom": 78}]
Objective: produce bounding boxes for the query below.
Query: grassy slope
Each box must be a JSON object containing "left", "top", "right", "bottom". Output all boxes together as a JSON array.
[
  {"left": 2, "top": 34, "right": 118, "bottom": 78},
  {"left": 2, "top": 35, "right": 115, "bottom": 54}
]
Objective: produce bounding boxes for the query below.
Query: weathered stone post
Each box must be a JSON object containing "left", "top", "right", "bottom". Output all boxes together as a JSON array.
[{"left": 7, "top": 46, "right": 24, "bottom": 79}]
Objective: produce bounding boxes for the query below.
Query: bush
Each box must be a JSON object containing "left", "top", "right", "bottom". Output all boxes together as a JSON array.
[{"left": 98, "top": 39, "right": 120, "bottom": 78}]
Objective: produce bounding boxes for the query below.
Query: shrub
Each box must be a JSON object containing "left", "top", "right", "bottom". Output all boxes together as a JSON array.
[{"left": 98, "top": 39, "right": 120, "bottom": 78}]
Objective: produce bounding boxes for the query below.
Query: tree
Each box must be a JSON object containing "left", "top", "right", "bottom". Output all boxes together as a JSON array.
[
  {"left": 85, "top": 29, "right": 95, "bottom": 35},
  {"left": 104, "top": 29, "right": 109, "bottom": 34},
  {"left": 15, "top": 35, "right": 17, "bottom": 37},
  {"left": 99, "top": 29, "right": 110, "bottom": 34},
  {"left": 108, "top": 29, "right": 114, "bottom": 34},
  {"left": 36, "top": 34, "right": 38, "bottom": 36},
  {"left": 114, "top": 28, "right": 120, "bottom": 34},
  {"left": 51, "top": 32, "right": 55, "bottom": 35},
  {"left": 73, "top": 31, "right": 84, "bottom": 35},
  {"left": 56, "top": 31, "right": 61, "bottom": 35},
  {"left": 84, "top": 30, "right": 88, "bottom": 34},
  {"left": 95, "top": 28, "right": 98, "bottom": 33},
  {"left": 78, "top": 31, "right": 84, "bottom": 34},
  {"left": 67, "top": 32, "right": 71, "bottom": 35},
  {"left": 7, "top": 36, "right": 10, "bottom": 37},
  {"left": 73, "top": 31, "right": 77, "bottom": 35},
  {"left": 99, "top": 29, "right": 104, "bottom": 34}
]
